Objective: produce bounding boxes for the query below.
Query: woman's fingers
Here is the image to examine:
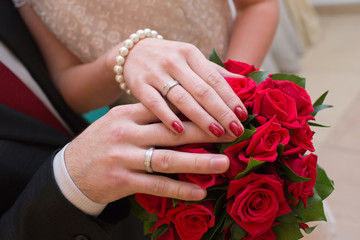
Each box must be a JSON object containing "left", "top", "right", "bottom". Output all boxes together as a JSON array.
[
  {"left": 138, "top": 122, "right": 236, "bottom": 147},
  {"left": 129, "top": 172, "right": 207, "bottom": 201},
  {"left": 186, "top": 49, "right": 248, "bottom": 121},
  {"left": 165, "top": 66, "right": 244, "bottom": 138},
  {"left": 134, "top": 86, "right": 184, "bottom": 133}
]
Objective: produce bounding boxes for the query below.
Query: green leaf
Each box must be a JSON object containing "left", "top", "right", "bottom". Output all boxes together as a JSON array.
[
  {"left": 200, "top": 210, "right": 227, "bottom": 240},
  {"left": 235, "top": 157, "right": 265, "bottom": 180},
  {"left": 313, "top": 91, "right": 329, "bottom": 108},
  {"left": 271, "top": 73, "right": 306, "bottom": 89},
  {"left": 247, "top": 71, "right": 269, "bottom": 84},
  {"left": 214, "top": 193, "right": 227, "bottom": 215},
  {"left": 216, "top": 129, "right": 256, "bottom": 154},
  {"left": 242, "top": 114, "right": 257, "bottom": 127},
  {"left": 310, "top": 104, "right": 334, "bottom": 117},
  {"left": 279, "top": 162, "right": 311, "bottom": 183},
  {"left": 222, "top": 215, "right": 235, "bottom": 231},
  {"left": 273, "top": 214, "right": 303, "bottom": 240},
  {"left": 308, "top": 122, "right": 330, "bottom": 128},
  {"left": 277, "top": 144, "right": 285, "bottom": 156},
  {"left": 207, "top": 183, "right": 229, "bottom": 191},
  {"left": 284, "top": 189, "right": 299, "bottom": 204},
  {"left": 143, "top": 220, "right": 156, "bottom": 235},
  {"left": 230, "top": 223, "right": 247, "bottom": 240},
  {"left": 301, "top": 225, "right": 317, "bottom": 234},
  {"left": 172, "top": 198, "right": 181, "bottom": 208},
  {"left": 209, "top": 49, "right": 225, "bottom": 68},
  {"left": 130, "top": 195, "right": 158, "bottom": 222},
  {"left": 314, "top": 164, "right": 334, "bottom": 200},
  {"left": 186, "top": 190, "right": 226, "bottom": 205},
  {"left": 291, "top": 188, "right": 327, "bottom": 222},
  {"left": 151, "top": 224, "right": 171, "bottom": 240},
  {"left": 230, "top": 224, "right": 247, "bottom": 240}
]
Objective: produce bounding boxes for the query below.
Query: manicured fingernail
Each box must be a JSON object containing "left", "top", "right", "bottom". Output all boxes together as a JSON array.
[
  {"left": 192, "top": 188, "right": 206, "bottom": 199},
  {"left": 235, "top": 107, "right": 248, "bottom": 122},
  {"left": 229, "top": 121, "right": 244, "bottom": 137},
  {"left": 209, "top": 123, "right": 224, "bottom": 137},
  {"left": 172, "top": 121, "right": 184, "bottom": 133},
  {"left": 210, "top": 157, "right": 228, "bottom": 171}
]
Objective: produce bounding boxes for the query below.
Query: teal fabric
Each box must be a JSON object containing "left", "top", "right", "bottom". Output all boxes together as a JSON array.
[{"left": 82, "top": 106, "right": 109, "bottom": 123}]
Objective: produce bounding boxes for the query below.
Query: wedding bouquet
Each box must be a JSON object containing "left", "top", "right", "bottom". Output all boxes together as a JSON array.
[{"left": 131, "top": 51, "right": 334, "bottom": 240}]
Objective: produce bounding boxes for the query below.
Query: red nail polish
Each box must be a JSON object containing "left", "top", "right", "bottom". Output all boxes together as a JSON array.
[
  {"left": 209, "top": 123, "right": 224, "bottom": 137},
  {"left": 230, "top": 121, "right": 244, "bottom": 137},
  {"left": 235, "top": 107, "right": 248, "bottom": 122},
  {"left": 172, "top": 121, "right": 184, "bottom": 133}
]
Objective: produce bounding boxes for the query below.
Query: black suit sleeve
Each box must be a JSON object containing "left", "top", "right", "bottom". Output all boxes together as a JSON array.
[{"left": 0, "top": 153, "right": 119, "bottom": 240}]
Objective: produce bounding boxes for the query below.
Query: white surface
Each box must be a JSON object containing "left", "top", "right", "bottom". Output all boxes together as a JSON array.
[{"left": 310, "top": 0, "right": 360, "bottom": 5}]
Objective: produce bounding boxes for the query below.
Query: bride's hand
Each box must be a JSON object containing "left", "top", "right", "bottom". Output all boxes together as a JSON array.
[{"left": 107, "top": 38, "right": 248, "bottom": 138}]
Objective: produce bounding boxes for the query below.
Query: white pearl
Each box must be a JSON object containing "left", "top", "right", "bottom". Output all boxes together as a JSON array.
[
  {"left": 151, "top": 30, "right": 158, "bottom": 38},
  {"left": 144, "top": 28, "right": 152, "bottom": 37},
  {"left": 114, "top": 65, "right": 123, "bottom": 74},
  {"left": 124, "top": 39, "right": 134, "bottom": 49},
  {"left": 157, "top": 35, "right": 163, "bottom": 39},
  {"left": 115, "top": 74, "right": 124, "bottom": 83},
  {"left": 126, "top": 89, "right": 131, "bottom": 95},
  {"left": 120, "top": 82, "right": 127, "bottom": 90},
  {"left": 129, "top": 33, "right": 139, "bottom": 43},
  {"left": 119, "top": 46, "right": 129, "bottom": 57},
  {"left": 116, "top": 55, "right": 125, "bottom": 65},
  {"left": 136, "top": 30, "right": 145, "bottom": 39}
]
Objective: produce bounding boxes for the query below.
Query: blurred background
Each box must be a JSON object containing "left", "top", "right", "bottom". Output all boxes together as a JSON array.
[{"left": 263, "top": 0, "right": 360, "bottom": 239}]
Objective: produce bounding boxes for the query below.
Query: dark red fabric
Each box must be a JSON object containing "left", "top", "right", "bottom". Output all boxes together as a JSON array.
[{"left": 0, "top": 61, "right": 69, "bottom": 135}]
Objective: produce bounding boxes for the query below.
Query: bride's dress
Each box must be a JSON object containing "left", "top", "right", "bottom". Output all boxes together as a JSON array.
[{"left": 29, "top": 0, "right": 233, "bottom": 63}]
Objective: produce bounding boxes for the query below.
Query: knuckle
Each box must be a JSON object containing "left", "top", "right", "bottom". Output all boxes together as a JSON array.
[
  {"left": 193, "top": 156, "right": 203, "bottom": 172},
  {"left": 171, "top": 87, "right": 188, "bottom": 105},
  {"left": 153, "top": 179, "right": 167, "bottom": 195},
  {"left": 146, "top": 97, "right": 162, "bottom": 111},
  {"left": 193, "top": 83, "right": 212, "bottom": 99},
  {"left": 206, "top": 71, "right": 223, "bottom": 87},
  {"left": 160, "top": 55, "right": 176, "bottom": 69},
  {"left": 178, "top": 43, "right": 196, "bottom": 56},
  {"left": 158, "top": 152, "right": 174, "bottom": 172}
]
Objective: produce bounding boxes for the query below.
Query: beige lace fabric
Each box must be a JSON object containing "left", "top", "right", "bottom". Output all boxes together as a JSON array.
[{"left": 29, "top": 0, "right": 233, "bottom": 63}]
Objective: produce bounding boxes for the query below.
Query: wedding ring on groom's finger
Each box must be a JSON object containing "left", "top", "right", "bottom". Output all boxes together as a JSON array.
[
  {"left": 162, "top": 80, "right": 181, "bottom": 98},
  {"left": 144, "top": 147, "right": 155, "bottom": 173}
]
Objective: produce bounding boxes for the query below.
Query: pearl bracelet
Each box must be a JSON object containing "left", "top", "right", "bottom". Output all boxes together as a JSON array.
[{"left": 114, "top": 28, "right": 163, "bottom": 95}]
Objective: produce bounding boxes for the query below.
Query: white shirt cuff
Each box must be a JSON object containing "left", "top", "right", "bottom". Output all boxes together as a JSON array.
[{"left": 53, "top": 144, "right": 107, "bottom": 216}]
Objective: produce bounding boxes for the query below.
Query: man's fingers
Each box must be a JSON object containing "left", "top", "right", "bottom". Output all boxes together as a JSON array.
[
  {"left": 128, "top": 149, "right": 229, "bottom": 174},
  {"left": 129, "top": 172, "right": 207, "bottom": 201}
]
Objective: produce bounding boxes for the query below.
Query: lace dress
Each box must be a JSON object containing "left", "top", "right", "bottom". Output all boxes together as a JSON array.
[{"left": 29, "top": 0, "right": 233, "bottom": 63}]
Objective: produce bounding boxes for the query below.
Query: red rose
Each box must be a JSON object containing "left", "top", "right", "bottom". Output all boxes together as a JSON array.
[
  {"left": 166, "top": 201, "right": 215, "bottom": 240},
  {"left": 176, "top": 146, "right": 226, "bottom": 188},
  {"left": 282, "top": 143, "right": 306, "bottom": 157},
  {"left": 224, "top": 116, "right": 289, "bottom": 168},
  {"left": 244, "top": 228, "right": 277, "bottom": 240},
  {"left": 253, "top": 88, "right": 301, "bottom": 129},
  {"left": 178, "top": 173, "right": 227, "bottom": 189},
  {"left": 282, "top": 154, "right": 318, "bottom": 207},
  {"left": 223, "top": 59, "right": 258, "bottom": 75},
  {"left": 225, "top": 77, "right": 257, "bottom": 102},
  {"left": 226, "top": 172, "right": 291, "bottom": 236},
  {"left": 135, "top": 194, "right": 172, "bottom": 217},
  {"left": 289, "top": 119, "right": 315, "bottom": 153},
  {"left": 257, "top": 79, "right": 315, "bottom": 121}
]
